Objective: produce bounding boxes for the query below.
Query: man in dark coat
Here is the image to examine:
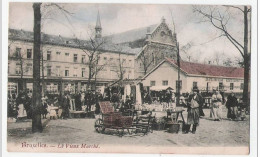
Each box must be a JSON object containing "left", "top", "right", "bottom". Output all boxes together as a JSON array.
[
  {"left": 85, "top": 89, "right": 92, "bottom": 112},
  {"left": 111, "top": 92, "right": 120, "bottom": 110},
  {"left": 95, "top": 90, "right": 103, "bottom": 114},
  {"left": 24, "top": 92, "right": 32, "bottom": 119},
  {"left": 61, "top": 94, "right": 70, "bottom": 119},
  {"left": 75, "top": 92, "right": 82, "bottom": 111},
  {"left": 197, "top": 91, "right": 205, "bottom": 117},
  {"left": 184, "top": 86, "right": 203, "bottom": 134},
  {"left": 226, "top": 92, "right": 238, "bottom": 120}
]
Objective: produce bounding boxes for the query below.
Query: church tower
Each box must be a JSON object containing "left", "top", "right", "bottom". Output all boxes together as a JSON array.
[{"left": 95, "top": 11, "right": 102, "bottom": 39}]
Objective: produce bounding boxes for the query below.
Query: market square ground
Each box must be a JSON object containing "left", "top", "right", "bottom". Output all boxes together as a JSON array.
[{"left": 7, "top": 108, "right": 249, "bottom": 151}]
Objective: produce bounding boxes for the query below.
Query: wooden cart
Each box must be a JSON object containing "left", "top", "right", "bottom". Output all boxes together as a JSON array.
[{"left": 94, "top": 101, "right": 154, "bottom": 136}]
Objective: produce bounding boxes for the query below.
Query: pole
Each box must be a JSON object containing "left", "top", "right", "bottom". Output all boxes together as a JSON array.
[
  {"left": 32, "top": 3, "right": 43, "bottom": 133},
  {"left": 176, "top": 42, "right": 180, "bottom": 106}
]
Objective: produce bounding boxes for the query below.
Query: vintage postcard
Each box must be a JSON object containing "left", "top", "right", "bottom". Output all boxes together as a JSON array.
[{"left": 4, "top": 1, "right": 255, "bottom": 155}]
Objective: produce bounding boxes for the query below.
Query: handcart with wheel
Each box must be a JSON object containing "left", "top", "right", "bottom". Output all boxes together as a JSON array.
[{"left": 94, "top": 101, "right": 134, "bottom": 136}]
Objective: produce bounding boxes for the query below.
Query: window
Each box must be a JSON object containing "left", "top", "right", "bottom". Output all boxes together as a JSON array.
[
  {"left": 15, "top": 48, "right": 21, "bottom": 58},
  {"left": 66, "top": 41, "right": 69, "bottom": 44},
  {"left": 176, "top": 80, "right": 182, "bottom": 90},
  {"left": 47, "top": 51, "right": 51, "bottom": 60},
  {"left": 104, "top": 57, "right": 107, "bottom": 60},
  {"left": 240, "top": 83, "right": 244, "bottom": 90},
  {"left": 65, "top": 69, "right": 69, "bottom": 77},
  {"left": 47, "top": 66, "right": 52, "bottom": 76},
  {"left": 65, "top": 53, "right": 69, "bottom": 56},
  {"left": 26, "top": 63, "right": 32, "bottom": 72},
  {"left": 219, "top": 82, "right": 224, "bottom": 90},
  {"left": 193, "top": 82, "right": 197, "bottom": 88},
  {"left": 150, "top": 81, "right": 156, "bottom": 86},
  {"left": 27, "top": 49, "right": 32, "bottom": 59},
  {"left": 74, "top": 54, "right": 78, "bottom": 62},
  {"left": 56, "top": 66, "right": 61, "bottom": 76},
  {"left": 162, "top": 80, "right": 168, "bottom": 86},
  {"left": 82, "top": 68, "right": 85, "bottom": 77},
  {"left": 81, "top": 55, "right": 85, "bottom": 63},
  {"left": 230, "top": 83, "right": 234, "bottom": 90},
  {"left": 129, "top": 60, "right": 132, "bottom": 66},
  {"left": 15, "top": 63, "right": 21, "bottom": 74},
  {"left": 73, "top": 67, "right": 78, "bottom": 77},
  {"left": 56, "top": 52, "right": 61, "bottom": 55}
]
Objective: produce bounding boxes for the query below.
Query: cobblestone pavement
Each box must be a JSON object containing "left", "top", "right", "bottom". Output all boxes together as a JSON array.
[{"left": 7, "top": 108, "right": 249, "bottom": 149}]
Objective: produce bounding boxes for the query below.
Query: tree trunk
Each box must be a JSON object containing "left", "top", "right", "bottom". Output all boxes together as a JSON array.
[
  {"left": 243, "top": 6, "right": 250, "bottom": 106},
  {"left": 88, "top": 64, "right": 92, "bottom": 89},
  {"left": 32, "top": 3, "right": 43, "bottom": 133}
]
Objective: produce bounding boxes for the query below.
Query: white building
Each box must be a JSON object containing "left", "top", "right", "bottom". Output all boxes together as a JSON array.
[{"left": 142, "top": 58, "right": 244, "bottom": 94}]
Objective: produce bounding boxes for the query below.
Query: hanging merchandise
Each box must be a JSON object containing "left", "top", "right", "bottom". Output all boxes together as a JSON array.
[
  {"left": 136, "top": 84, "right": 142, "bottom": 105},
  {"left": 100, "top": 86, "right": 105, "bottom": 95},
  {"left": 130, "top": 85, "right": 136, "bottom": 104},
  {"left": 139, "top": 83, "right": 144, "bottom": 104}
]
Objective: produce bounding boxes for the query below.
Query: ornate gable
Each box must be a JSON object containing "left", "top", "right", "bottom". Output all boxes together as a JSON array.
[{"left": 150, "top": 19, "right": 176, "bottom": 45}]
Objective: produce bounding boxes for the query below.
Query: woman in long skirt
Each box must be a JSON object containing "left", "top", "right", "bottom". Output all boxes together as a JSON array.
[
  {"left": 211, "top": 90, "right": 223, "bottom": 121},
  {"left": 184, "top": 87, "right": 203, "bottom": 134}
]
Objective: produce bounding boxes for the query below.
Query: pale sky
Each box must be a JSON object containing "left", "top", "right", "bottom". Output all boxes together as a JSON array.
[{"left": 9, "top": 3, "right": 246, "bottom": 63}]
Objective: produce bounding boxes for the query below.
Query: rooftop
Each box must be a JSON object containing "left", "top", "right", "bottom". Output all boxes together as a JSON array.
[
  {"left": 8, "top": 29, "right": 138, "bottom": 55},
  {"left": 165, "top": 58, "right": 244, "bottom": 78}
]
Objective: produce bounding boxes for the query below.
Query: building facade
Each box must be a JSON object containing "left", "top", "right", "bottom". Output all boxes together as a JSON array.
[
  {"left": 8, "top": 13, "right": 135, "bottom": 95},
  {"left": 142, "top": 58, "right": 244, "bottom": 94},
  {"left": 135, "top": 17, "right": 178, "bottom": 78}
]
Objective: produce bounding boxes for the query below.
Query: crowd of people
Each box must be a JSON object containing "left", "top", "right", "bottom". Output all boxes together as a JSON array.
[
  {"left": 181, "top": 86, "right": 247, "bottom": 134},
  {"left": 8, "top": 85, "right": 247, "bottom": 127}
]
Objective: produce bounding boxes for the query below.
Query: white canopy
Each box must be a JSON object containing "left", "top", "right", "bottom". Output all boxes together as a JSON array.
[{"left": 150, "top": 86, "right": 173, "bottom": 91}]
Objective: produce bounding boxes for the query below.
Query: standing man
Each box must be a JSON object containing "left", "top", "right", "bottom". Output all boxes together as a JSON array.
[
  {"left": 85, "top": 88, "right": 92, "bottom": 112},
  {"left": 95, "top": 89, "right": 103, "bottom": 114},
  {"left": 197, "top": 90, "right": 205, "bottom": 117},
  {"left": 61, "top": 93, "right": 70, "bottom": 119},
  {"left": 226, "top": 92, "right": 238, "bottom": 120},
  {"left": 184, "top": 86, "right": 203, "bottom": 134},
  {"left": 75, "top": 92, "right": 82, "bottom": 111}
]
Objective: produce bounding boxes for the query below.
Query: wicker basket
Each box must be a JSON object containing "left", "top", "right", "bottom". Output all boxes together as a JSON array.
[
  {"left": 167, "top": 122, "right": 180, "bottom": 133},
  {"left": 103, "top": 112, "right": 122, "bottom": 127}
]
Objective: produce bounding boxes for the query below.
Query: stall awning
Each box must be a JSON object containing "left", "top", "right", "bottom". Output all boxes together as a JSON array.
[{"left": 150, "top": 86, "right": 173, "bottom": 91}]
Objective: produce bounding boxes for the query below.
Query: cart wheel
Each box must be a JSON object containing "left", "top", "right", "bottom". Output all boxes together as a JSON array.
[{"left": 95, "top": 118, "right": 105, "bottom": 133}]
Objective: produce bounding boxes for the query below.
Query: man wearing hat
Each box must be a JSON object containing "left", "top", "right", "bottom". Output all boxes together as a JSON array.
[
  {"left": 184, "top": 86, "right": 203, "bottom": 134},
  {"left": 85, "top": 88, "right": 92, "bottom": 112}
]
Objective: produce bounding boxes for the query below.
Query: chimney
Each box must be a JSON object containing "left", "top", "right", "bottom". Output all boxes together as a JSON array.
[
  {"left": 146, "top": 27, "right": 151, "bottom": 43},
  {"left": 161, "top": 16, "right": 166, "bottom": 23}
]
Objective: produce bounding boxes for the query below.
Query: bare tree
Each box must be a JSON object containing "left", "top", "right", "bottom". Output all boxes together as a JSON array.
[
  {"left": 193, "top": 5, "right": 251, "bottom": 104},
  {"left": 211, "top": 51, "right": 226, "bottom": 65},
  {"left": 9, "top": 45, "right": 32, "bottom": 91},
  {"left": 138, "top": 47, "right": 154, "bottom": 75},
  {"left": 138, "top": 43, "right": 172, "bottom": 75},
  {"left": 74, "top": 28, "right": 107, "bottom": 89},
  {"left": 223, "top": 57, "right": 233, "bottom": 67}
]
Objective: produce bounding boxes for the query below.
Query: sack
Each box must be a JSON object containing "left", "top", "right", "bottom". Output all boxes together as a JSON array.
[
  {"left": 191, "top": 99, "right": 199, "bottom": 108},
  {"left": 182, "top": 123, "right": 190, "bottom": 133}
]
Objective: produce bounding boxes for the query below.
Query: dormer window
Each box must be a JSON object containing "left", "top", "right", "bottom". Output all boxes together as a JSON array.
[{"left": 65, "top": 40, "right": 70, "bottom": 44}]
